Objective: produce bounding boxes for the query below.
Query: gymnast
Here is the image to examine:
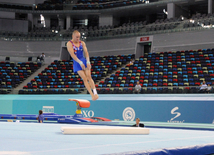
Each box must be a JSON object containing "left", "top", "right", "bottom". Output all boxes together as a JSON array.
[{"left": 67, "top": 30, "right": 99, "bottom": 101}]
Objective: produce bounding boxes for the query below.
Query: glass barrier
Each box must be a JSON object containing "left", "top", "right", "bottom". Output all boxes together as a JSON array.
[
  {"left": 0, "top": 56, "right": 39, "bottom": 62},
  {"left": 0, "top": 24, "right": 212, "bottom": 42},
  {"left": 0, "top": 0, "right": 187, "bottom": 12},
  {"left": 0, "top": 85, "right": 212, "bottom": 95}
]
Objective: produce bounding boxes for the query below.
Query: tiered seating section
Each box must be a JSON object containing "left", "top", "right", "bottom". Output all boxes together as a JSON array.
[
  {"left": 0, "top": 62, "right": 41, "bottom": 94},
  {"left": 84, "top": 25, "right": 112, "bottom": 38},
  {"left": 97, "top": 48, "right": 214, "bottom": 94},
  {"left": 0, "top": 27, "right": 59, "bottom": 40},
  {"left": 3, "top": 49, "right": 214, "bottom": 94},
  {"left": 57, "top": 18, "right": 180, "bottom": 39},
  {"left": 0, "top": 3, "right": 32, "bottom": 10},
  {"left": 63, "top": 22, "right": 146, "bottom": 39},
  {"left": 73, "top": 0, "right": 147, "bottom": 10},
  {"left": 0, "top": 0, "right": 158, "bottom": 11},
  {"left": 0, "top": 0, "right": 67, "bottom": 11},
  {"left": 36, "top": 1, "right": 63, "bottom": 10},
  {"left": 112, "top": 21, "right": 146, "bottom": 36},
  {"left": 146, "top": 18, "right": 180, "bottom": 32},
  {"left": 19, "top": 54, "right": 131, "bottom": 94},
  {"left": 28, "top": 27, "right": 58, "bottom": 39},
  {"left": 183, "top": 13, "right": 214, "bottom": 28}
]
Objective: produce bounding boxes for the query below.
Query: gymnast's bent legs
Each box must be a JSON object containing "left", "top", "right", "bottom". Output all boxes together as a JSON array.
[{"left": 78, "top": 69, "right": 99, "bottom": 101}]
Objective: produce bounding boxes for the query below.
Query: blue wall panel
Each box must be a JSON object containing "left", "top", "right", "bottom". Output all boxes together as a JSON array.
[
  {"left": 0, "top": 95, "right": 213, "bottom": 124},
  {"left": 91, "top": 100, "right": 214, "bottom": 124},
  {"left": 0, "top": 100, "right": 13, "bottom": 114}
]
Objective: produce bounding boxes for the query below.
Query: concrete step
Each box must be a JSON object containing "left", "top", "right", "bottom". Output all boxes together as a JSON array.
[{"left": 11, "top": 64, "right": 49, "bottom": 94}]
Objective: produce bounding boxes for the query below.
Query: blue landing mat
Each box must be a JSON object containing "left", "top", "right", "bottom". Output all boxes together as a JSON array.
[
  {"left": 108, "top": 143, "right": 214, "bottom": 155},
  {"left": 1, "top": 122, "right": 214, "bottom": 155}
]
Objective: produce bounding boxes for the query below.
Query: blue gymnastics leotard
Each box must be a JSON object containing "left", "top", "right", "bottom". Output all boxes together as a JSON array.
[{"left": 69, "top": 40, "right": 87, "bottom": 73}]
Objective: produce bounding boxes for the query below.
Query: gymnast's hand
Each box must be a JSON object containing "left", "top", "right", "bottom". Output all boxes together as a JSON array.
[
  {"left": 87, "top": 63, "right": 91, "bottom": 69},
  {"left": 80, "top": 63, "right": 86, "bottom": 70}
]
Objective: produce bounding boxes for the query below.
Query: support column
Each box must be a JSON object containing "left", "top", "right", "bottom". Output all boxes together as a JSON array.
[
  {"left": 45, "top": 16, "right": 50, "bottom": 28},
  {"left": 167, "top": 3, "right": 175, "bottom": 19},
  {"left": 33, "top": 14, "right": 39, "bottom": 27},
  {"left": 167, "top": 3, "right": 188, "bottom": 19},
  {"left": 58, "top": 17, "right": 65, "bottom": 30},
  {"left": 113, "top": 16, "right": 119, "bottom": 27},
  {"left": 28, "top": 13, "right": 33, "bottom": 31},
  {"left": 208, "top": 0, "right": 213, "bottom": 14},
  {"left": 99, "top": 14, "right": 113, "bottom": 26},
  {"left": 70, "top": 18, "right": 73, "bottom": 28},
  {"left": 66, "top": 15, "right": 71, "bottom": 30}
]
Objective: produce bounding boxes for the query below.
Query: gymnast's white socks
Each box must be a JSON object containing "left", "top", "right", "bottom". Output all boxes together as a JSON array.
[{"left": 93, "top": 89, "right": 97, "bottom": 95}]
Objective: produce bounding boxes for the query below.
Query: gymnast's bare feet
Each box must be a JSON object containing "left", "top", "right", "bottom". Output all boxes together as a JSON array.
[{"left": 92, "top": 94, "right": 99, "bottom": 101}]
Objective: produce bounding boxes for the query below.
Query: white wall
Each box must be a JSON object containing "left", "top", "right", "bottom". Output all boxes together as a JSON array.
[
  {"left": 86, "top": 29, "right": 214, "bottom": 55},
  {"left": 0, "top": 18, "right": 29, "bottom": 32},
  {"left": 0, "top": 41, "right": 61, "bottom": 58},
  {"left": 152, "top": 29, "right": 214, "bottom": 52},
  {"left": 0, "top": 11, "right": 15, "bottom": 19}
]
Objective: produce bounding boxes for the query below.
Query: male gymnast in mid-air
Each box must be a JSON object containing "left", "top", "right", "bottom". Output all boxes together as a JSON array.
[{"left": 67, "top": 30, "right": 99, "bottom": 101}]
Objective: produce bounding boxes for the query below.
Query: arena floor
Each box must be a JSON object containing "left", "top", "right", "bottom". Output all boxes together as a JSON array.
[{"left": 0, "top": 122, "right": 214, "bottom": 155}]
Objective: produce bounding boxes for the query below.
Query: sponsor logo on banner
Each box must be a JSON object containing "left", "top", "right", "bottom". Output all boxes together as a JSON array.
[
  {"left": 58, "top": 118, "right": 65, "bottom": 121},
  {"left": 82, "top": 110, "right": 94, "bottom": 117},
  {"left": 42, "top": 106, "right": 54, "bottom": 113},
  {"left": 167, "top": 107, "right": 185, "bottom": 123},
  {"left": 140, "top": 37, "right": 149, "bottom": 42},
  {"left": 123, "top": 107, "right": 135, "bottom": 121}
]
